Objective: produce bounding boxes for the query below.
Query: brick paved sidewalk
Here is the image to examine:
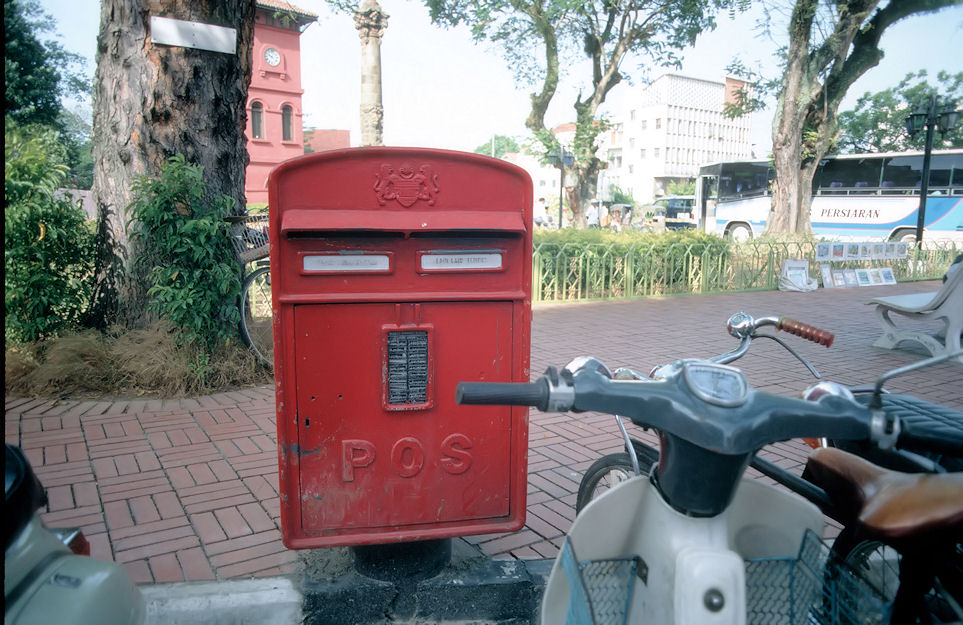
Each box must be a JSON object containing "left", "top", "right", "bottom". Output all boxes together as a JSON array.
[{"left": 6, "top": 280, "right": 960, "bottom": 583}]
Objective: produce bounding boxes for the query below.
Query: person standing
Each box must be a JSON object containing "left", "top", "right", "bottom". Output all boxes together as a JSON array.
[
  {"left": 586, "top": 200, "right": 600, "bottom": 228},
  {"left": 534, "top": 197, "right": 549, "bottom": 228}
]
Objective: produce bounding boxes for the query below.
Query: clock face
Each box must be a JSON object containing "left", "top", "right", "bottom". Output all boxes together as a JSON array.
[{"left": 264, "top": 48, "right": 281, "bottom": 67}]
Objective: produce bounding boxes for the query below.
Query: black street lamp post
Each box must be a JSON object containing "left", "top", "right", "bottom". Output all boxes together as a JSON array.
[
  {"left": 555, "top": 146, "right": 573, "bottom": 229},
  {"left": 905, "top": 95, "right": 962, "bottom": 247}
]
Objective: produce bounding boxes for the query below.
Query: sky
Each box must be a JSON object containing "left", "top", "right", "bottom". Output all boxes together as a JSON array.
[{"left": 38, "top": 0, "right": 963, "bottom": 156}]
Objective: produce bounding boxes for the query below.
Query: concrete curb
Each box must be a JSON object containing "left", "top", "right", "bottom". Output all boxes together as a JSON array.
[
  {"left": 141, "top": 577, "right": 302, "bottom": 625},
  {"left": 136, "top": 547, "right": 551, "bottom": 624}
]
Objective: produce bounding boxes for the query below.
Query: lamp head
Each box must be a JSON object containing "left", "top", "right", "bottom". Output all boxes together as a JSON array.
[
  {"left": 938, "top": 108, "right": 960, "bottom": 133},
  {"left": 905, "top": 110, "right": 927, "bottom": 136}
]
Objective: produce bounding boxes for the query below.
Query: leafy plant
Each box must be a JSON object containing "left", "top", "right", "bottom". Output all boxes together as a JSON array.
[
  {"left": 4, "top": 122, "right": 96, "bottom": 343},
  {"left": 665, "top": 181, "right": 695, "bottom": 196},
  {"left": 128, "top": 154, "right": 241, "bottom": 352},
  {"left": 610, "top": 185, "right": 636, "bottom": 207},
  {"left": 473, "top": 135, "right": 520, "bottom": 159}
]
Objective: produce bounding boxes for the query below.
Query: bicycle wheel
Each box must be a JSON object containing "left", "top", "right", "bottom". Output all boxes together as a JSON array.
[
  {"left": 240, "top": 266, "right": 273, "bottom": 369},
  {"left": 575, "top": 441, "right": 659, "bottom": 514},
  {"left": 840, "top": 538, "right": 901, "bottom": 603},
  {"left": 834, "top": 533, "right": 963, "bottom": 623}
]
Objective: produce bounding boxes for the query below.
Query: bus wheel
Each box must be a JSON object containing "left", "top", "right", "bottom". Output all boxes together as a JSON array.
[
  {"left": 892, "top": 229, "right": 917, "bottom": 245},
  {"left": 727, "top": 223, "right": 752, "bottom": 242}
]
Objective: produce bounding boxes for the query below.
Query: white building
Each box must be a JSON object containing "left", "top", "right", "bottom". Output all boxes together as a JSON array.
[
  {"left": 502, "top": 123, "right": 577, "bottom": 221},
  {"left": 600, "top": 74, "right": 753, "bottom": 204}
]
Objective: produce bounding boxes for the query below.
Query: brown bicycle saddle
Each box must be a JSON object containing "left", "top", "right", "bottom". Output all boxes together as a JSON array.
[{"left": 803, "top": 446, "right": 963, "bottom": 542}]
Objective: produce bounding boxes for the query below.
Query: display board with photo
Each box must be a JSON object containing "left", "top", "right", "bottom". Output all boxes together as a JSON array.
[
  {"left": 820, "top": 263, "right": 834, "bottom": 288},
  {"left": 814, "top": 240, "right": 909, "bottom": 262}
]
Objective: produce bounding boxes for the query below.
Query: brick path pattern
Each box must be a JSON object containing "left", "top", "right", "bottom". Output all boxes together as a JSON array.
[{"left": 6, "top": 281, "right": 961, "bottom": 583}]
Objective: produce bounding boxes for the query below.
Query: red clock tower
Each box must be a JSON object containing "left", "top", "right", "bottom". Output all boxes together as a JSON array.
[{"left": 245, "top": 1, "right": 317, "bottom": 204}]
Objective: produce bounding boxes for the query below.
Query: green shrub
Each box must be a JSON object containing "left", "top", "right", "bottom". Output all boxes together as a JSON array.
[
  {"left": 128, "top": 155, "right": 241, "bottom": 352},
  {"left": 5, "top": 123, "right": 96, "bottom": 344},
  {"left": 532, "top": 228, "right": 731, "bottom": 299}
]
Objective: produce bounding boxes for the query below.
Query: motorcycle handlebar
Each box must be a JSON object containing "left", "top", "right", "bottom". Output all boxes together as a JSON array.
[
  {"left": 456, "top": 380, "right": 548, "bottom": 409},
  {"left": 776, "top": 317, "right": 834, "bottom": 347}
]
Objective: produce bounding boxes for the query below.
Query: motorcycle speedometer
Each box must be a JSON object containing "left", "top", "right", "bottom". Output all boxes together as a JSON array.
[{"left": 682, "top": 362, "right": 749, "bottom": 407}]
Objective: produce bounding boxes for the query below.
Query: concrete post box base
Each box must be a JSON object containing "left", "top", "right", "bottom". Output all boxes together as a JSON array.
[
  {"left": 350, "top": 538, "right": 452, "bottom": 582},
  {"left": 300, "top": 538, "right": 550, "bottom": 624}
]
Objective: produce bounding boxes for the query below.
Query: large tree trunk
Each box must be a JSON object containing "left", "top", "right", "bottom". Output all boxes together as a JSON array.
[
  {"left": 766, "top": 0, "right": 817, "bottom": 236},
  {"left": 91, "top": 0, "right": 255, "bottom": 327}
]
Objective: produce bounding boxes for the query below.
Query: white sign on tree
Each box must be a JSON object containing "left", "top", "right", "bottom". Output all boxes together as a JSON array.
[{"left": 150, "top": 16, "right": 236, "bottom": 54}]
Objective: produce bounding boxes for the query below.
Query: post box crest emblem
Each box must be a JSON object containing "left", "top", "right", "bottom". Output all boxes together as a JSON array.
[{"left": 374, "top": 163, "right": 440, "bottom": 207}]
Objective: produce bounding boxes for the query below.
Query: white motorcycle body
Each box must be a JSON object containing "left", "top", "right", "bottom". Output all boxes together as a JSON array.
[{"left": 541, "top": 471, "right": 823, "bottom": 625}]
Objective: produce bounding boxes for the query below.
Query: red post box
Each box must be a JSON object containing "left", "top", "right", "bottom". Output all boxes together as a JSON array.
[{"left": 267, "top": 147, "right": 533, "bottom": 548}]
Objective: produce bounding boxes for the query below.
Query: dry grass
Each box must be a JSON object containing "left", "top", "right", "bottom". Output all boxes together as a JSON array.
[{"left": 5, "top": 322, "right": 272, "bottom": 399}]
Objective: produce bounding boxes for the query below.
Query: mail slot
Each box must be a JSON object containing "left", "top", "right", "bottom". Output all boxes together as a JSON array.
[{"left": 267, "top": 147, "right": 533, "bottom": 548}]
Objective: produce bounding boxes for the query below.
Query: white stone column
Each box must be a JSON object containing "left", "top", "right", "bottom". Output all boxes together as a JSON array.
[{"left": 354, "top": 0, "right": 388, "bottom": 146}]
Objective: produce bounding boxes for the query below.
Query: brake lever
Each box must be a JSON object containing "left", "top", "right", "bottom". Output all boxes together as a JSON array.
[{"left": 751, "top": 332, "right": 821, "bottom": 379}]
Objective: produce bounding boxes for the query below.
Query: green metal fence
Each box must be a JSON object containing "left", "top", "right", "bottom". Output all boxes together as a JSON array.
[{"left": 532, "top": 240, "right": 961, "bottom": 303}]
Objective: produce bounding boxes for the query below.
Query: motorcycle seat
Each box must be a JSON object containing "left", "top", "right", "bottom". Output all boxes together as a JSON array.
[
  {"left": 4, "top": 444, "right": 48, "bottom": 553},
  {"left": 803, "top": 446, "right": 963, "bottom": 543},
  {"left": 854, "top": 393, "right": 963, "bottom": 457}
]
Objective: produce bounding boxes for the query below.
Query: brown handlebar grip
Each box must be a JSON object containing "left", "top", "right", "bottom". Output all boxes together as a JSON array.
[{"left": 777, "top": 317, "right": 834, "bottom": 347}]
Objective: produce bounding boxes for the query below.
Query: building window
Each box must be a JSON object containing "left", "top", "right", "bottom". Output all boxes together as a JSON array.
[
  {"left": 655, "top": 118, "right": 662, "bottom": 130},
  {"left": 640, "top": 149, "right": 646, "bottom": 159},
  {"left": 630, "top": 110, "right": 636, "bottom": 120},
  {"left": 251, "top": 102, "right": 264, "bottom": 139},
  {"left": 628, "top": 165, "right": 634, "bottom": 174},
  {"left": 641, "top": 120, "right": 647, "bottom": 130},
  {"left": 282, "top": 105, "right": 293, "bottom": 141},
  {"left": 629, "top": 137, "right": 635, "bottom": 149},
  {"left": 654, "top": 148, "right": 661, "bottom": 159}
]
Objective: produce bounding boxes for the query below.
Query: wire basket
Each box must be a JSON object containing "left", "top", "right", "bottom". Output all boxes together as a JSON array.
[
  {"left": 559, "top": 530, "right": 886, "bottom": 625},
  {"left": 227, "top": 214, "right": 270, "bottom": 263},
  {"left": 746, "top": 530, "right": 887, "bottom": 625},
  {"left": 560, "top": 537, "right": 641, "bottom": 625}
]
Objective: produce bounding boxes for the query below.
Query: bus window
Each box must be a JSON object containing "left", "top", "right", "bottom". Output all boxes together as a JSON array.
[
  {"left": 929, "top": 153, "right": 960, "bottom": 188},
  {"left": 817, "top": 157, "right": 882, "bottom": 192},
  {"left": 881, "top": 156, "right": 922, "bottom": 190},
  {"left": 950, "top": 154, "right": 963, "bottom": 191},
  {"left": 718, "top": 162, "right": 770, "bottom": 200}
]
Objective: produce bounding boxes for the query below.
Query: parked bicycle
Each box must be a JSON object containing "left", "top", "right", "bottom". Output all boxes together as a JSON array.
[
  {"left": 456, "top": 325, "right": 963, "bottom": 624},
  {"left": 227, "top": 213, "right": 273, "bottom": 369}
]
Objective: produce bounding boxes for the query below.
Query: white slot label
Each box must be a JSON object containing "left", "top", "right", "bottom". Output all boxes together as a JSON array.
[
  {"left": 303, "top": 254, "right": 390, "bottom": 272},
  {"left": 420, "top": 252, "right": 502, "bottom": 271}
]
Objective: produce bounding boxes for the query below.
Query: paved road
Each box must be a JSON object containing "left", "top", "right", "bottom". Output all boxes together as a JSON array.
[{"left": 6, "top": 280, "right": 960, "bottom": 583}]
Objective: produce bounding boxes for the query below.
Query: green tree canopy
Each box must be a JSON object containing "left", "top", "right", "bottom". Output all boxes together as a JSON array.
[
  {"left": 4, "top": 0, "right": 87, "bottom": 126},
  {"left": 5, "top": 0, "right": 93, "bottom": 188},
  {"left": 427, "top": 0, "right": 734, "bottom": 226},
  {"left": 473, "top": 135, "right": 521, "bottom": 159},
  {"left": 836, "top": 71, "right": 963, "bottom": 154}
]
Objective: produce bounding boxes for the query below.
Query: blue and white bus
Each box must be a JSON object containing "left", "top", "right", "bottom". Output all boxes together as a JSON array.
[{"left": 696, "top": 149, "right": 963, "bottom": 242}]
